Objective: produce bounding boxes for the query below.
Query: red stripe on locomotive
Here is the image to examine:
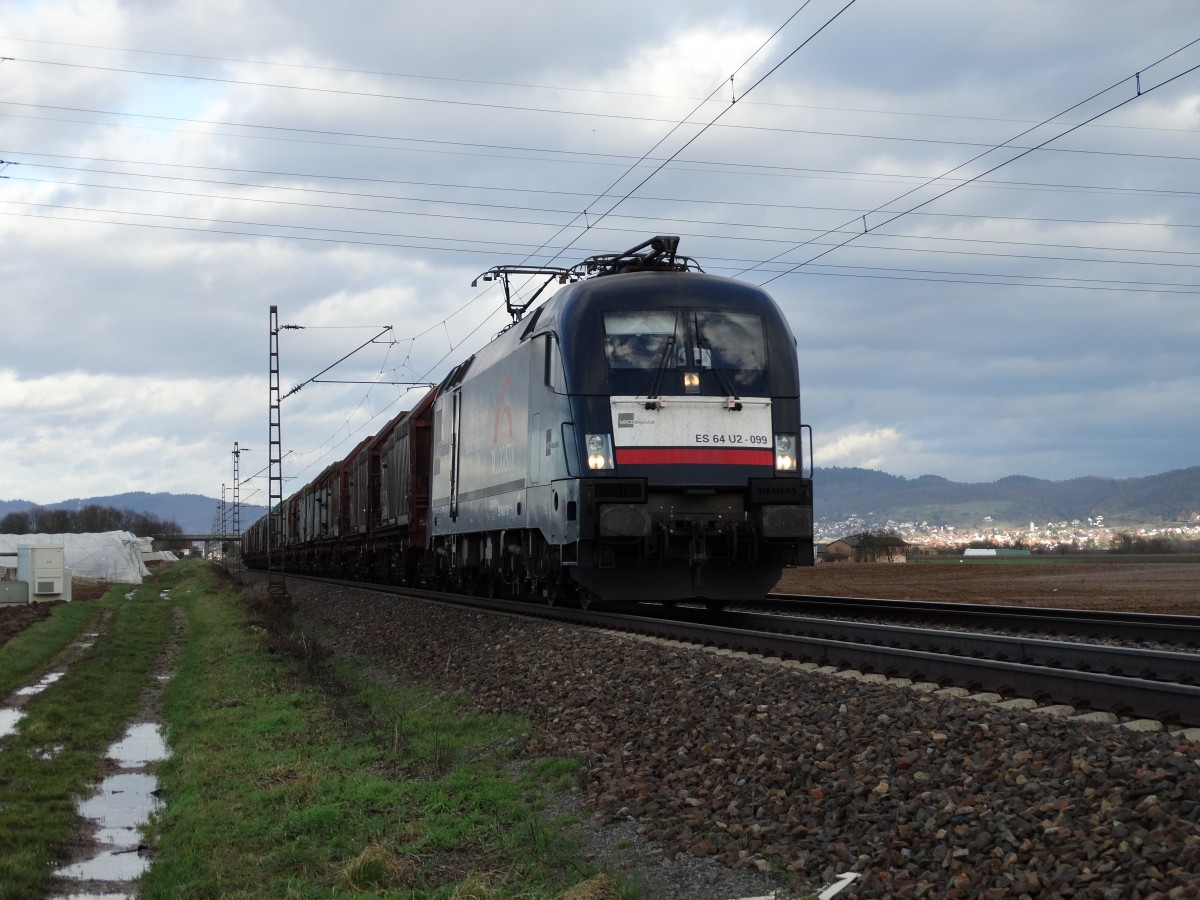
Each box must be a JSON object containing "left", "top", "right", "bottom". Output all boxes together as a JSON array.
[{"left": 614, "top": 447, "right": 773, "bottom": 466}]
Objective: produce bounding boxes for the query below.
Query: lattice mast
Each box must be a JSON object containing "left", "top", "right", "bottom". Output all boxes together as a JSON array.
[
  {"left": 268, "top": 306, "right": 288, "bottom": 597},
  {"left": 232, "top": 442, "right": 242, "bottom": 541}
]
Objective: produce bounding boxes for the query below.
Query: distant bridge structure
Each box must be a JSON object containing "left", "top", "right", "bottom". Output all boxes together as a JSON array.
[{"left": 151, "top": 533, "right": 239, "bottom": 544}]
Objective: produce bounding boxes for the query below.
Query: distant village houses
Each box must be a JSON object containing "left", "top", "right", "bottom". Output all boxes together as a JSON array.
[{"left": 826, "top": 532, "right": 911, "bottom": 563}]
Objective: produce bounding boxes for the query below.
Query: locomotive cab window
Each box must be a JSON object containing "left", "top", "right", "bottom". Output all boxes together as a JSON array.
[
  {"left": 603, "top": 308, "right": 768, "bottom": 395},
  {"left": 603, "top": 311, "right": 676, "bottom": 370},
  {"left": 692, "top": 310, "right": 767, "bottom": 389},
  {"left": 542, "top": 333, "right": 568, "bottom": 393}
]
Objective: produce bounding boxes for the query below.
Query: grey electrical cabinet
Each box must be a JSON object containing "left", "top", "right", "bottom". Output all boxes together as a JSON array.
[
  {"left": 0, "top": 582, "right": 29, "bottom": 605},
  {"left": 17, "top": 546, "right": 65, "bottom": 601}
]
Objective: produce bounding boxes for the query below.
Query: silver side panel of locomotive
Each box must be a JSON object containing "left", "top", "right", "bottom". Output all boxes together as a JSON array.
[{"left": 429, "top": 332, "right": 580, "bottom": 553}]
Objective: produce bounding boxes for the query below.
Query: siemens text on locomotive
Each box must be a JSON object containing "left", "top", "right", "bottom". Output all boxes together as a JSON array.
[{"left": 243, "top": 237, "right": 814, "bottom": 606}]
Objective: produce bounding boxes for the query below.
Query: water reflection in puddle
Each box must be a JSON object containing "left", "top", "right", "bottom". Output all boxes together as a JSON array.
[
  {"left": 79, "top": 772, "right": 161, "bottom": 846},
  {"left": 16, "top": 670, "right": 65, "bottom": 696},
  {"left": 108, "top": 723, "right": 169, "bottom": 767},
  {"left": 0, "top": 707, "right": 24, "bottom": 738},
  {"left": 56, "top": 845, "right": 153, "bottom": 883},
  {"left": 52, "top": 724, "right": 168, "bottom": 893},
  {"left": 0, "top": 672, "right": 66, "bottom": 742}
]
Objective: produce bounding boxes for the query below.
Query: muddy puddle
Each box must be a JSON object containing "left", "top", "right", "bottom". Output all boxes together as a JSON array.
[
  {"left": 1, "top": 595, "right": 181, "bottom": 897},
  {"left": 0, "top": 634, "right": 98, "bottom": 746},
  {"left": 2, "top": 675, "right": 172, "bottom": 897},
  {"left": 47, "top": 605, "right": 183, "bottom": 900},
  {"left": 16, "top": 670, "right": 66, "bottom": 695},
  {"left": 0, "top": 666, "right": 72, "bottom": 744},
  {"left": 51, "top": 726, "right": 169, "bottom": 893},
  {"left": 0, "top": 706, "right": 24, "bottom": 738},
  {"left": 108, "top": 723, "right": 169, "bottom": 767}
]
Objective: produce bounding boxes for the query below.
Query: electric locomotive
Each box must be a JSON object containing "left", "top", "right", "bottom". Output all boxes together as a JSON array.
[{"left": 427, "top": 236, "right": 813, "bottom": 605}]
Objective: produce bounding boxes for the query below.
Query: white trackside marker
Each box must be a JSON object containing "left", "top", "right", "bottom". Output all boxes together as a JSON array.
[{"left": 817, "top": 872, "right": 861, "bottom": 899}]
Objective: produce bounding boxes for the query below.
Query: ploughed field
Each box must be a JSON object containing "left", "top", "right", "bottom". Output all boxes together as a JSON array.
[{"left": 775, "top": 559, "right": 1200, "bottom": 615}]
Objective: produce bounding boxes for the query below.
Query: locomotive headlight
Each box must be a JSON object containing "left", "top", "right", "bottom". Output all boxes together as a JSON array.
[
  {"left": 683, "top": 372, "right": 700, "bottom": 394},
  {"left": 774, "top": 433, "right": 797, "bottom": 472},
  {"left": 586, "top": 433, "right": 614, "bottom": 470}
]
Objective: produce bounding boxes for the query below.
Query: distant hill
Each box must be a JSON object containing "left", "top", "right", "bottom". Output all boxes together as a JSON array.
[
  {"left": 3, "top": 469, "right": 1196, "bottom": 536},
  {"left": 0, "top": 492, "right": 267, "bottom": 535},
  {"left": 815, "top": 466, "right": 1200, "bottom": 528}
]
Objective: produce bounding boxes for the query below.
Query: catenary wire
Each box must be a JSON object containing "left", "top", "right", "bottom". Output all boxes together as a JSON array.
[
  {"left": 11, "top": 164, "right": 1200, "bottom": 237},
  {"left": 5, "top": 33, "right": 1196, "bottom": 137},
  {"left": 8, "top": 97, "right": 1200, "bottom": 165},
  {"left": 745, "top": 38, "right": 1200, "bottom": 284}
]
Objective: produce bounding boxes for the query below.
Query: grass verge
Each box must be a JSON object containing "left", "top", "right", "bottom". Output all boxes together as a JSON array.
[
  {"left": 0, "top": 579, "right": 174, "bottom": 899},
  {"left": 142, "top": 562, "right": 624, "bottom": 899}
]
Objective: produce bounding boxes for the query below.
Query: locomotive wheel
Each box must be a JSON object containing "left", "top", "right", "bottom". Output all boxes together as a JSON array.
[{"left": 577, "top": 589, "right": 597, "bottom": 611}]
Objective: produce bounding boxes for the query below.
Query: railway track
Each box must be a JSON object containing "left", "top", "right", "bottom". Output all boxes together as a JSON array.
[
  {"left": 764, "top": 593, "right": 1200, "bottom": 647},
  {"left": 663, "top": 606, "right": 1200, "bottom": 683},
  {"left": 580, "top": 605, "right": 1200, "bottom": 728},
  {"left": 263, "top": 571, "right": 1200, "bottom": 728}
]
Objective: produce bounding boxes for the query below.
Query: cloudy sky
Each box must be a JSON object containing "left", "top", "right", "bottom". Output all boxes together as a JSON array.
[{"left": 2, "top": 0, "right": 1198, "bottom": 510}]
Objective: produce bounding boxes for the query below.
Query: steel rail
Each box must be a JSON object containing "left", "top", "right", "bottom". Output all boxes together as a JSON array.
[
  {"left": 658, "top": 607, "right": 1200, "bottom": 684},
  {"left": 573, "top": 607, "right": 1200, "bottom": 726}
]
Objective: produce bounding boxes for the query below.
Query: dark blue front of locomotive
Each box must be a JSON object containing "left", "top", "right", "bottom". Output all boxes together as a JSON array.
[
  {"left": 537, "top": 270, "right": 814, "bottom": 601},
  {"left": 556, "top": 273, "right": 800, "bottom": 462}
]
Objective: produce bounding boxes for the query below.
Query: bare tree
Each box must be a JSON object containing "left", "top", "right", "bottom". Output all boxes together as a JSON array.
[
  {"left": 77, "top": 504, "right": 126, "bottom": 532},
  {"left": 32, "top": 507, "right": 72, "bottom": 533},
  {"left": 0, "top": 511, "right": 32, "bottom": 534}
]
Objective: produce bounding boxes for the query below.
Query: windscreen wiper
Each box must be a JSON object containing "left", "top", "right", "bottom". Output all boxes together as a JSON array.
[
  {"left": 646, "top": 335, "right": 676, "bottom": 403},
  {"left": 693, "top": 314, "right": 740, "bottom": 402}
]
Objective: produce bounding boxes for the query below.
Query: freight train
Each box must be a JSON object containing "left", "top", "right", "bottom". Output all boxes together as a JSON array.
[{"left": 243, "top": 237, "right": 814, "bottom": 607}]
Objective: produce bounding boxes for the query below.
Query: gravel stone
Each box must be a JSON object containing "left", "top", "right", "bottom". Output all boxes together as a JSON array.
[{"left": 288, "top": 582, "right": 1200, "bottom": 899}]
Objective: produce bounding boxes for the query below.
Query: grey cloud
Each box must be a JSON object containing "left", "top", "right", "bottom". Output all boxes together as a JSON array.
[{"left": 1, "top": 0, "right": 1197, "bottom": 501}]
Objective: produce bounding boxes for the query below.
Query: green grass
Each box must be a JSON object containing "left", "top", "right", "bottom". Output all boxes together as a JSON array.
[
  {"left": 139, "top": 561, "right": 617, "bottom": 899},
  {"left": 0, "top": 560, "right": 628, "bottom": 898},
  {"left": 0, "top": 580, "right": 174, "bottom": 899}
]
